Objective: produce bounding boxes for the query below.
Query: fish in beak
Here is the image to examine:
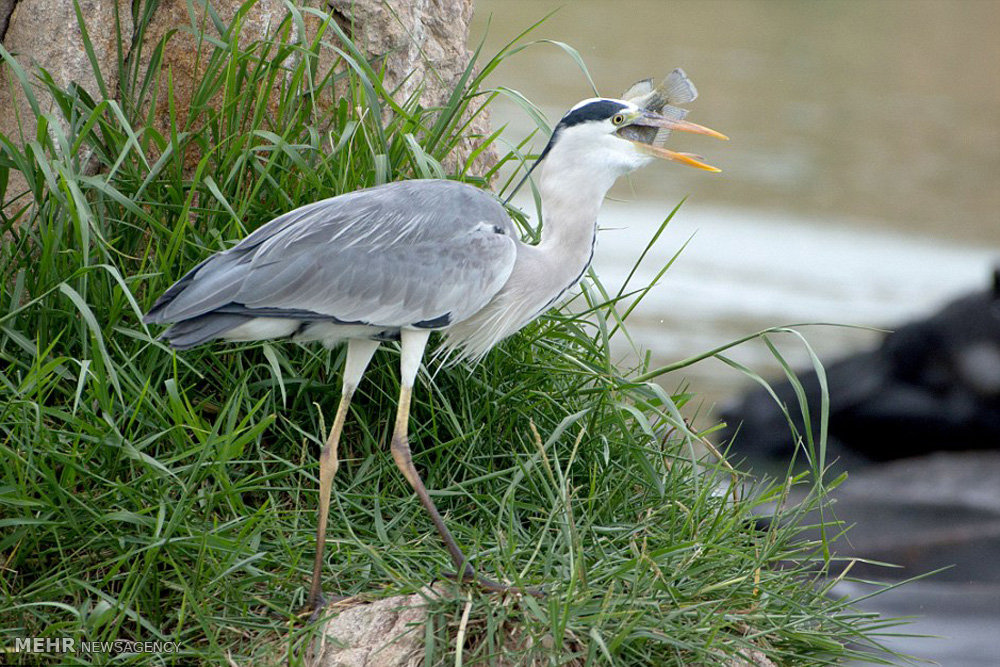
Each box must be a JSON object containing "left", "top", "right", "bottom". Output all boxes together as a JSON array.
[{"left": 617, "top": 69, "right": 727, "bottom": 172}]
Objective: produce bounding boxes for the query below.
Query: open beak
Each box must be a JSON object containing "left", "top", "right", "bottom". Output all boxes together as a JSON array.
[
  {"left": 628, "top": 110, "right": 728, "bottom": 172},
  {"left": 632, "top": 143, "right": 722, "bottom": 172}
]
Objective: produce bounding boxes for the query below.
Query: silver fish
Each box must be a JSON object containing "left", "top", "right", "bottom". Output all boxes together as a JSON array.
[{"left": 618, "top": 68, "right": 699, "bottom": 147}]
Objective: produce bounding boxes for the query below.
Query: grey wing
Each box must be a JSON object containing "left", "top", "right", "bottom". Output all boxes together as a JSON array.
[{"left": 145, "top": 179, "right": 518, "bottom": 329}]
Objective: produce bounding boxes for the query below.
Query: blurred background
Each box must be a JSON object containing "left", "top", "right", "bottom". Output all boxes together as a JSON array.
[
  {"left": 471, "top": 0, "right": 999, "bottom": 407},
  {"left": 471, "top": 2, "right": 1000, "bottom": 665}
]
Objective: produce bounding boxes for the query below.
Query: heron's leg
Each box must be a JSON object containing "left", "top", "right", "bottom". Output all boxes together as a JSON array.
[
  {"left": 388, "top": 330, "right": 478, "bottom": 581},
  {"left": 307, "top": 338, "right": 379, "bottom": 615},
  {"left": 390, "top": 330, "right": 476, "bottom": 578},
  {"left": 389, "top": 330, "right": 543, "bottom": 598}
]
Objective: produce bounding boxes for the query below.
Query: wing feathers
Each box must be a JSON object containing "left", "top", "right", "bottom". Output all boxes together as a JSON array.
[{"left": 146, "top": 180, "right": 517, "bottom": 332}]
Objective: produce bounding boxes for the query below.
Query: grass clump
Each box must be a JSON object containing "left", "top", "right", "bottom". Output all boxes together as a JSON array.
[{"left": 0, "top": 3, "right": 904, "bottom": 665}]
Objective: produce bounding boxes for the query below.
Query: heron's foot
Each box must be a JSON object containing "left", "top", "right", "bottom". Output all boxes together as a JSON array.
[
  {"left": 441, "top": 568, "right": 545, "bottom": 599},
  {"left": 299, "top": 590, "right": 351, "bottom": 622}
]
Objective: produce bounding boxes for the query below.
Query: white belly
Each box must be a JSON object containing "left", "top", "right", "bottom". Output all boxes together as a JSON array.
[{"left": 222, "top": 317, "right": 301, "bottom": 342}]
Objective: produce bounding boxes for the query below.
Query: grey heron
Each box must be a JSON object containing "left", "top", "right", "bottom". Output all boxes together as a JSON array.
[{"left": 143, "top": 96, "right": 725, "bottom": 614}]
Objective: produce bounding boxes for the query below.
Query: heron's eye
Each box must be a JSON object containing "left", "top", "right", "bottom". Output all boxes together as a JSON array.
[{"left": 611, "top": 113, "right": 626, "bottom": 126}]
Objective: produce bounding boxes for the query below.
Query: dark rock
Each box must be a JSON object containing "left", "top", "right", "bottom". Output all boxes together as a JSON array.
[{"left": 720, "top": 269, "right": 1000, "bottom": 463}]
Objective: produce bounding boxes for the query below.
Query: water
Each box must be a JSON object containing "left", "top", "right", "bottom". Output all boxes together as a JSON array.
[
  {"left": 591, "top": 201, "right": 999, "bottom": 405},
  {"left": 471, "top": 0, "right": 1000, "bottom": 406}
]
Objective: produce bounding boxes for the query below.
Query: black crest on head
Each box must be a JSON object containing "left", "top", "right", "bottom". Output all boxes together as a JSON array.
[
  {"left": 502, "top": 99, "right": 628, "bottom": 205},
  {"left": 534, "top": 99, "right": 628, "bottom": 164},
  {"left": 556, "top": 99, "right": 628, "bottom": 130}
]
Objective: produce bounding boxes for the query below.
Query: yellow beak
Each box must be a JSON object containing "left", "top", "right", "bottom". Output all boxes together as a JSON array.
[
  {"left": 630, "top": 142, "right": 723, "bottom": 172},
  {"left": 628, "top": 111, "right": 727, "bottom": 172},
  {"left": 633, "top": 112, "right": 729, "bottom": 141}
]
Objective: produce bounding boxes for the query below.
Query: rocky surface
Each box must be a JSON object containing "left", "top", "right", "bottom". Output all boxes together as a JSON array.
[
  {"left": 1, "top": 0, "right": 494, "bottom": 227},
  {"left": 722, "top": 649, "right": 777, "bottom": 667},
  {"left": 310, "top": 586, "right": 777, "bottom": 666},
  {"left": 313, "top": 590, "right": 434, "bottom": 667},
  {"left": 327, "top": 0, "right": 494, "bottom": 176},
  {"left": 0, "top": 0, "right": 16, "bottom": 40},
  {"left": 132, "top": 0, "right": 295, "bottom": 171},
  {"left": 0, "top": 0, "right": 133, "bottom": 219},
  {"left": 720, "top": 272, "right": 1000, "bottom": 464}
]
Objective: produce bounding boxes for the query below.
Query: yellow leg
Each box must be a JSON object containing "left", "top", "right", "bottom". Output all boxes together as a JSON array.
[
  {"left": 389, "top": 330, "right": 539, "bottom": 596},
  {"left": 306, "top": 389, "right": 353, "bottom": 612},
  {"left": 390, "top": 383, "right": 475, "bottom": 580},
  {"left": 306, "top": 338, "right": 378, "bottom": 616}
]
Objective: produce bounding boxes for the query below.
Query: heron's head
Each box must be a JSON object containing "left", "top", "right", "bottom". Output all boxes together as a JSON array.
[{"left": 539, "top": 97, "right": 726, "bottom": 178}]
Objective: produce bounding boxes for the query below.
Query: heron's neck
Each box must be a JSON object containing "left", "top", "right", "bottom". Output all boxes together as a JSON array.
[
  {"left": 486, "top": 153, "right": 616, "bottom": 327},
  {"left": 438, "top": 153, "right": 618, "bottom": 360},
  {"left": 535, "top": 150, "right": 618, "bottom": 270}
]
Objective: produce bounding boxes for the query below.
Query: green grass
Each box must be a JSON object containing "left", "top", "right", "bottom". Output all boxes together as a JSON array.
[{"left": 0, "top": 3, "right": 907, "bottom": 665}]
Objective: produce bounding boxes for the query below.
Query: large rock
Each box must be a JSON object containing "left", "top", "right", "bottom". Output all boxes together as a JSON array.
[
  {"left": 1, "top": 0, "right": 495, "bottom": 227},
  {"left": 315, "top": 591, "right": 432, "bottom": 667},
  {"left": 134, "top": 0, "right": 493, "bottom": 175},
  {"left": 0, "top": 0, "right": 16, "bottom": 40},
  {"left": 0, "top": 0, "right": 133, "bottom": 217},
  {"left": 327, "top": 0, "right": 494, "bottom": 176},
  {"left": 131, "top": 0, "right": 298, "bottom": 171},
  {"left": 720, "top": 269, "right": 1000, "bottom": 464}
]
